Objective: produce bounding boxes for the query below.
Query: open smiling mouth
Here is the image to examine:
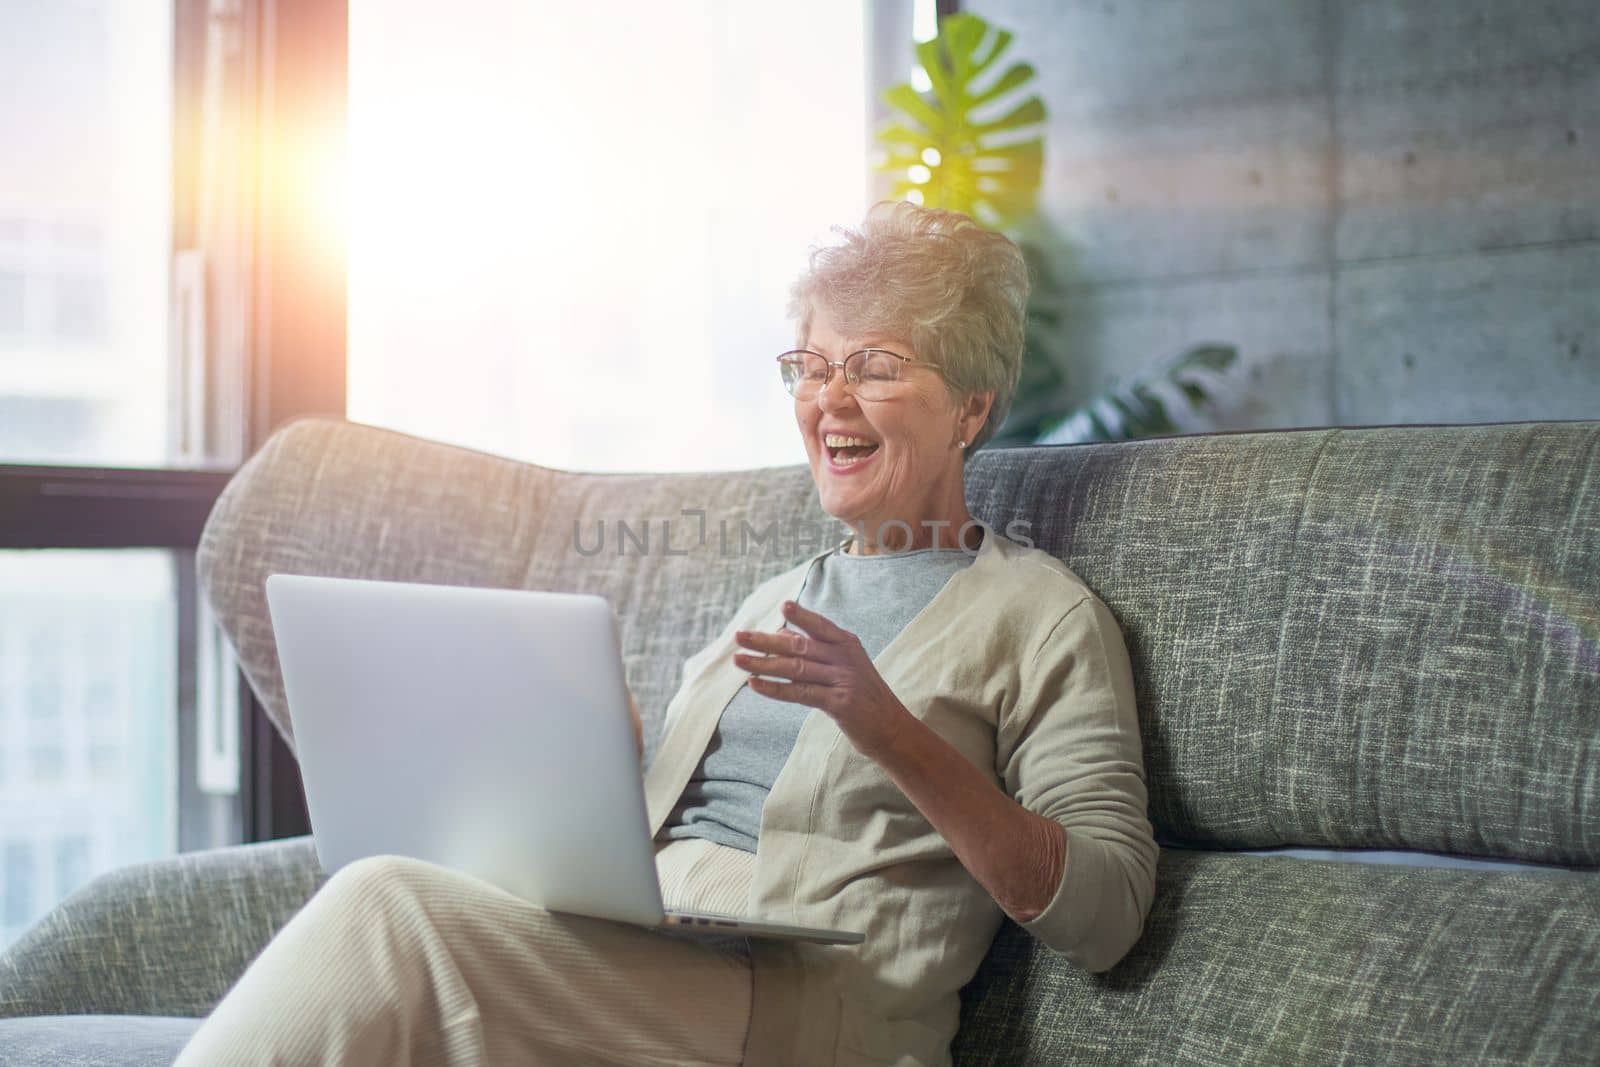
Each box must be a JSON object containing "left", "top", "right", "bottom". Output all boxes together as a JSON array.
[{"left": 824, "top": 433, "right": 881, "bottom": 468}]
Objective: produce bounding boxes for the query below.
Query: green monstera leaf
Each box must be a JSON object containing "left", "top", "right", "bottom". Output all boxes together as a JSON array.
[
  {"left": 876, "top": 13, "right": 1045, "bottom": 229},
  {"left": 876, "top": 12, "right": 1241, "bottom": 447}
]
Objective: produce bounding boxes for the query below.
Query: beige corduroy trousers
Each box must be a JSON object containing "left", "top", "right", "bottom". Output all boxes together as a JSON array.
[{"left": 173, "top": 837, "right": 758, "bottom": 1066}]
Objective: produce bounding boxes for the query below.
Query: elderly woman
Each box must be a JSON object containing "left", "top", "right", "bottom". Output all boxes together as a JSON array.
[{"left": 175, "top": 202, "right": 1156, "bottom": 1066}]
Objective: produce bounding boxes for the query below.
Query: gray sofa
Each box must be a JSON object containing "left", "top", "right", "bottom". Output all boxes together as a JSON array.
[{"left": 2, "top": 416, "right": 1596, "bottom": 1065}]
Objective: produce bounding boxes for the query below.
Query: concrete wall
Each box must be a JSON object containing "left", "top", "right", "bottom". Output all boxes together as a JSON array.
[{"left": 966, "top": 0, "right": 1600, "bottom": 431}]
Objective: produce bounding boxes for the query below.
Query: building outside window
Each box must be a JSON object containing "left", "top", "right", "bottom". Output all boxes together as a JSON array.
[{"left": 0, "top": 0, "right": 192, "bottom": 951}]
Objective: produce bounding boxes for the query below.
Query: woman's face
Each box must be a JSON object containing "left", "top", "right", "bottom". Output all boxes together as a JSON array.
[{"left": 795, "top": 308, "right": 974, "bottom": 540}]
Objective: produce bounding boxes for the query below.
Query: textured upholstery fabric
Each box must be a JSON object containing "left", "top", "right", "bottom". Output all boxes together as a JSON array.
[
  {"left": 0, "top": 1015, "right": 199, "bottom": 1066},
  {"left": 5, "top": 847, "right": 1594, "bottom": 1065},
  {"left": 202, "top": 418, "right": 1600, "bottom": 865},
  {"left": 0, "top": 836, "right": 323, "bottom": 1019},
  {"left": 952, "top": 850, "right": 1600, "bottom": 1066},
  {"left": 4, "top": 417, "right": 1594, "bottom": 1064},
  {"left": 962, "top": 423, "right": 1600, "bottom": 865}
]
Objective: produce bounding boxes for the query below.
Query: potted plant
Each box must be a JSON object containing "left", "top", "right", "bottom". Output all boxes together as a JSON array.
[{"left": 875, "top": 11, "right": 1237, "bottom": 445}]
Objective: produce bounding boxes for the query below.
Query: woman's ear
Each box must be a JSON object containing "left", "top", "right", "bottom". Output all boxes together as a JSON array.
[{"left": 959, "top": 390, "right": 995, "bottom": 446}]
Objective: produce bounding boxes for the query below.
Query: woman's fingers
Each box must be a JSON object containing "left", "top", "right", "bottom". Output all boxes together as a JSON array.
[
  {"left": 735, "top": 602, "right": 856, "bottom": 656},
  {"left": 733, "top": 651, "right": 840, "bottom": 684},
  {"left": 735, "top": 606, "right": 909, "bottom": 753},
  {"left": 779, "top": 600, "right": 852, "bottom": 643},
  {"left": 625, "top": 687, "right": 643, "bottom": 757},
  {"left": 734, "top": 629, "right": 806, "bottom": 655},
  {"left": 747, "top": 676, "right": 830, "bottom": 707},
  {"left": 733, "top": 608, "right": 865, "bottom": 711}
]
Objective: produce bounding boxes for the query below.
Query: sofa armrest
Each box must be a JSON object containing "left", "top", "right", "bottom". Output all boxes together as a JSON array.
[{"left": 0, "top": 836, "right": 324, "bottom": 1019}]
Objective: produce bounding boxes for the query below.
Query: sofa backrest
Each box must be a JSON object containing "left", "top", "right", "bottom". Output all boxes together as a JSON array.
[{"left": 200, "top": 418, "right": 1600, "bottom": 867}]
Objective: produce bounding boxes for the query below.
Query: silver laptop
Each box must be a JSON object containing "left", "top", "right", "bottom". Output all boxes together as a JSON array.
[{"left": 263, "top": 573, "right": 863, "bottom": 946}]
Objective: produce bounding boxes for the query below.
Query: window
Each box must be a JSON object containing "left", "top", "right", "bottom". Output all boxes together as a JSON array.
[
  {"left": 346, "top": 0, "right": 871, "bottom": 473},
  {"left": 0, "top": 550, "right": 178, "bottom": 945},
  {"left": 2, "top": 842, "right": 34, "bottom": 931},
  {"left": 53, "top": 836, "right": 92, "bottom": 904},
  {"left": 0, "top": 0, "right": 194, "bottom": 951},
  {"left": 1, "top": 0, "right": 343, "bottom": 950},
  {"left": 0, "top": 1, "right": 175, "bottom": 470}
]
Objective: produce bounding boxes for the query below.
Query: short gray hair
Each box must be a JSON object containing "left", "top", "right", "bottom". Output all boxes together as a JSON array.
[{"left": 787, "top": 200, "right": 1030, "bottom": 456}]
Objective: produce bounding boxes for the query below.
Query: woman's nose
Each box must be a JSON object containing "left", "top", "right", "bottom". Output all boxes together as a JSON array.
[{"left": 816, "top": 369, "right": 856, "bottom": 411}]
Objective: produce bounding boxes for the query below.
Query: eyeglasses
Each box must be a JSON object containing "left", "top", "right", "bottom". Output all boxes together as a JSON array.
[{"left": 777, "top": 348, "right": 942, "bottom": 402}]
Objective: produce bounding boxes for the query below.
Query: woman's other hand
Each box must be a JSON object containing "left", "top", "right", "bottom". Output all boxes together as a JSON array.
[
  {"left": 626, "top": 686, "right": 643, "bottom": 760},
  {"left": 733, "top": 600, "right": 915, "bottom": 763}
]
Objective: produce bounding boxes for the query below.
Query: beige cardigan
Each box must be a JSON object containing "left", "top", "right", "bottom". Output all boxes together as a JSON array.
[{"left": 643, "top": 523, "right": 1158, "bottom": 1067}]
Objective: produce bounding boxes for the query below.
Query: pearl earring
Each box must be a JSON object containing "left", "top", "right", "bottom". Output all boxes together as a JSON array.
[{"left": 958, "top": 440, "right": 967, "bottom": 450}]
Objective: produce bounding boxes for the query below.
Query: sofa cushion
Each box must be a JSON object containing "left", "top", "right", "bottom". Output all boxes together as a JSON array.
[
  {"left": 968, "top": 422, "right": 1600, "bottom": 866},
  {"left": 0, "top": 1015, "right": 199, "bottom": 1066},
  {"left": 953, "top": 849, "right": 1600, "bottom": 1066},
  {"left": 967, "top": 428, "right": 1326, "bottom": 849}
]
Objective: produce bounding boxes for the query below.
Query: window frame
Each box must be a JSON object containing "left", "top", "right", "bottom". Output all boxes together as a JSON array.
[{"left": 0, "top": 0, "right": 348, "bottom": 849}]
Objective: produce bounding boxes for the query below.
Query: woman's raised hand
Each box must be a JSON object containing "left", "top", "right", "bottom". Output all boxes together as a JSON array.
[{"left": 733, "top": 600, "right": 915, "bottom": 763}]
